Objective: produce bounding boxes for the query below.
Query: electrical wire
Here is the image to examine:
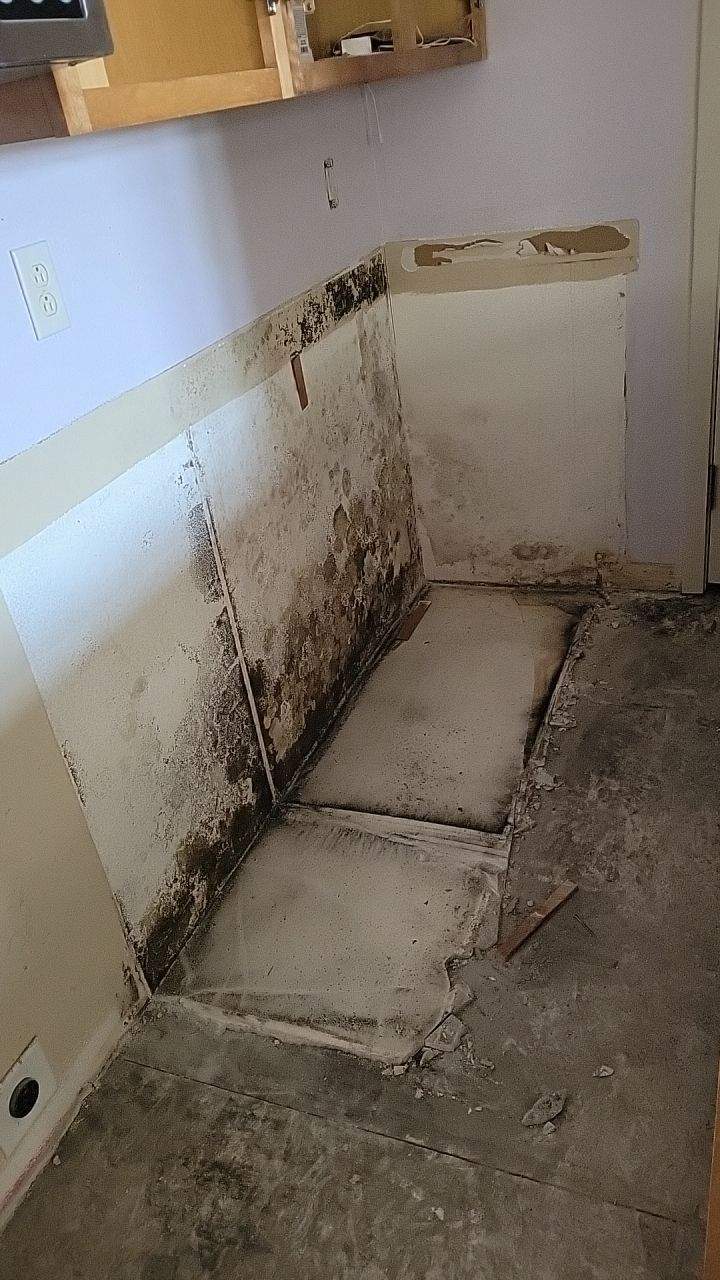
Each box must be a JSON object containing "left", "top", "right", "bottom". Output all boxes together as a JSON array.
[{"left": 334, "top": 18, "right": 476, "bottom": 54}]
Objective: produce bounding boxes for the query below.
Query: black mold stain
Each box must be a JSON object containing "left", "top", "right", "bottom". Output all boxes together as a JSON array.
[
  {"left": 188, "top": 503, "right": 224, "bottom": 605},
  {"left": 61, "top": 742, "right": 87, "bottom": 806},
  {"left": 139, "top": 659, "right": 272, "bottom": 989},
  {"left": 325, "top": 254, "right": 387, "bottom": 328}
]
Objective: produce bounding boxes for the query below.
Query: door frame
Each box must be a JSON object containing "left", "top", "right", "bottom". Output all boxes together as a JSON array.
[{"left": 683, "top": 0, "right": 720, "bottom": 592}]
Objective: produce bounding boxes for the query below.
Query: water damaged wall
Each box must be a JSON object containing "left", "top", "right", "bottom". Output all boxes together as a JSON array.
[
  {"left": 0, "top": 253, "right": 423, "bottom": 988},
  {"left": 385, "top": 222, "right": 669, "bottom": 589}
]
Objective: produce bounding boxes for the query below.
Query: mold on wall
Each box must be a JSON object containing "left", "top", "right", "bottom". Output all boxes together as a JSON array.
[
  {"left": 390, "top": 270, "right": 630, "bottom": 587},
  {"left": 0, "top": 435, "right": 272, "bottom": 987},
  {"left": 0, "top": 252, "right": 422, "bottom": 991},
  {"left": 191, "top": 290, "right": 424, "bottom": 793}
]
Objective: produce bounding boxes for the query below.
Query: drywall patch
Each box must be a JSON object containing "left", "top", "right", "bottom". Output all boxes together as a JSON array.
[
  {"left": 191, "top": 295, "right": 423, "bottom": 793},
  {"left": 387, "top": 220, "right": 638, "bottom": 295},
  {"left": 0, "top": 435, "right": 271, "bottom": 987},
  {"left": 392, "top": 277, "right": 628, "bottom": 587}
]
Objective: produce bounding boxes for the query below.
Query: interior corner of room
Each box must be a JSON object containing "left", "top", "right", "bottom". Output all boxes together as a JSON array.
[{"left": 2, "top": 0, "right": 720, "bottom": 1275}]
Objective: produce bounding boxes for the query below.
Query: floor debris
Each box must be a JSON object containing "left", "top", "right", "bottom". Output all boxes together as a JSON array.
[
  {"left": 497, "top": 881, "right": 579, "bottom": 960},
  {"left": 450, "top": 981, "right": 474, "bottom": 1013},
  {"left": 543, "top": 1121, "right": 557, "bottom": 1136},
  {"left": 423, "top": 1015, "right": 467, "bottom": 1054},
  {"left": 594, "top": 1065, "right": 615, "bottom": 1078},
  {"left": 522, "top": 1091, "right": 567, "bottom": 1127}
]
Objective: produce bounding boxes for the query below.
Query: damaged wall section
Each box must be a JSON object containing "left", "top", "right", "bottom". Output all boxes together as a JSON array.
[
  {"left": 387, "top": 223, "right": 636, "bottom": 587},
  {"left": 0, "top": 253, "right": 422, "bottom": 987},
  {"left": 191, "top": 284, "right": 423, "bottom": 793}
]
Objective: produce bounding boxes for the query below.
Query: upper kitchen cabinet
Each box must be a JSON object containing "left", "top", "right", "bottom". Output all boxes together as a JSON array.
[{"left": 1, "top": 0, "right": 486, "bottom": 140}]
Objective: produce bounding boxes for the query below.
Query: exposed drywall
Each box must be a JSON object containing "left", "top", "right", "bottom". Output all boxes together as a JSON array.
[
  {"left": 370, "top": 0, "right": 701, "bottom": 568},
  {"left": 0, "top": 89, "right": 382, "bottom": 466},
  {"left": 0, "top": 592, "right": 142, "bottom": 1212},
  {"left": 392, "top": 276, "right": 628, "bottom": 585},
  {"left": 0, "top": 436, "right": 272, "bottom": 986},
  {"left": 191, "top": 286, "right": 423, "bottom": 791},
  {"left": 0, "top": 255, "right": 420, "bottom": 986}
]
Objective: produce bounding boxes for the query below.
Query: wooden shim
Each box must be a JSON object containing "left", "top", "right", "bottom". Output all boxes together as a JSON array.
[
  {"left": 290, "top": 353, "right": 309, "bottom": 411},
  {"left": 497, "top": 881, "right": 578, "bottom": 960},
  {"left": 396, "top": 597, "right": 431, "bottom": 642}
]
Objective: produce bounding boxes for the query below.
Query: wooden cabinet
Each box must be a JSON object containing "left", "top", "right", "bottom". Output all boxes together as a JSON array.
[{"left": 1, "top": 0, "right": 486, "bottom": 142}]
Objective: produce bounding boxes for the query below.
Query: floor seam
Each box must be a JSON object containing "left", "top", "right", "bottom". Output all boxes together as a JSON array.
[{"left": 117, "top": 1049, "right": 689, "bottom": 1227}]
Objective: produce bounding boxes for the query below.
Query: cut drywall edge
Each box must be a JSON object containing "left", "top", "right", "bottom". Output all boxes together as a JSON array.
[{"left": 386, "top": 220, "right": 639, "bottom": 295}]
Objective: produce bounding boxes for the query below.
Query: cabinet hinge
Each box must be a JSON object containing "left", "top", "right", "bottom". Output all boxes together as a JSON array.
[{"left": 266, "top": 1, "right": 279, "bottom": 14}]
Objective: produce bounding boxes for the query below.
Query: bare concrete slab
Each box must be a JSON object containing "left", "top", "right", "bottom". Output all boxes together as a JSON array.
[
  {"left": 0, "top": 1058, "right": 684, "bottom": 1280},
  {"left": 297, "top": 585, "right": 577, "bottom": 832},
  {"left": 160, "top": 806, "right": 505, "bottom": 1063}
]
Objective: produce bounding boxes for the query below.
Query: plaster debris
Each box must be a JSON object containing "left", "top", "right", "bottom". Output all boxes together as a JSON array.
[
  {"left": 503, "top": 895, "right": 519, "bottom": 915},
  {"left": 543, "top": 1122, "right": 558, "bottom": 1136},
  {"left": 419, "top": 1048, "right": 441, "bottom": 1067},
  {"left": 414, "top": 1087, "right": 425, "bottom": 1099},
  {"left": 479, "top": 1060, "right": 496, "bottom": 1073},
  {"left": 423, "top": 1015, "right": 467, "bottom": 1054},
  {"left": 432, "top": 1207, "right": 445, "bottom": 1221},
  {"left": 450, "top": 982, "right": 474, "bottom": 1014},
  {"left": 594, "top": 1065, "right": 615, "bottom": 1078},
  {"left": 522, "top": 1091, "right": 567, "bottom": 1127},
  {"left": 52, "top": 1155, "right": 61, "bottom": 1167},
  {"left": 535, "top": 768, "right": 558, "bottom": 791}
]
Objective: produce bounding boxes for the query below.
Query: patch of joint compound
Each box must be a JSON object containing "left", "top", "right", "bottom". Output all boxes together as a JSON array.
[{"left": 158, "top": 807, "right": 504, "bottom": 1063}]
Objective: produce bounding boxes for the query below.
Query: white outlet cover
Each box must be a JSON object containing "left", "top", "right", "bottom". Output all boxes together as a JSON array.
[
  {"left": 11, "top": 241, "right": 70, "bottom": 341},
  {"left": 0, "top": 1039, "right": 57, "bottom": 1158}
]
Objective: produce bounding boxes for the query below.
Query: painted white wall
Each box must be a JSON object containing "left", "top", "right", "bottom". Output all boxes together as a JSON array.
[
  {"left": 370, "top": 0, "right": 701, "bottom": 565},
  {"left": 0, "top": 89, "right": 382, "bottom": 465}
]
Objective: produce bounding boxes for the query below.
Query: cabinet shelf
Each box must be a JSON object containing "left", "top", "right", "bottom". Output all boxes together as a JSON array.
[{"left": 1, "top": 0, "right": 487, "bottom": 144}]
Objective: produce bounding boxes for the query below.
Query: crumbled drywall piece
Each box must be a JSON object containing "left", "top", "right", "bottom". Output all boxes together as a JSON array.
[
  {"left": 522, "top": 1091, "right": 567, "bottom": 1127},
  {"left": 424, "top": 1015, "right": 467, "bottom": 1054}
]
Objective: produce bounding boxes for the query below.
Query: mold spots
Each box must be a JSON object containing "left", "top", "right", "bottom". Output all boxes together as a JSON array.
[
  {"left": 61, "top": 743, "right": 86, "bottom": 806},
  {"left": 512, "top": 542, "right": 561, "bottom": 563},
  {"left": 188, "top": 503, "right": 223, "bottom": 605},
  {"left": 325, "top": 255, "right": 387, "bottom": 327}
]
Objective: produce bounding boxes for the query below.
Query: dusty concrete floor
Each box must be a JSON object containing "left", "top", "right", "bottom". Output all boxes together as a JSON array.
[{"left": 2, "top": 591, "right": 718, "bottom": 1278}]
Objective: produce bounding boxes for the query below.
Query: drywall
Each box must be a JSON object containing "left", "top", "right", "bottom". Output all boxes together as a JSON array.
[
  {"left": 0, "top": 88, "right": 382, "bottom": 465},
  {"left": 0, "top": 592, "right": 141, "bottom": 1213},
  {"left": 0, "top": 254, "right": 421, "bottom": 989},
  {"left": 370, "top": 0, "right": 701, "bottom": 567},
  {"left": 391, "top": 276, "right": 628, "bottom": 585},
  {"left": 190, "top": 282, "right": 423, "bottom": 792},
  {"left": 0, "top": 434, "right": 272, "bottom": 987}
]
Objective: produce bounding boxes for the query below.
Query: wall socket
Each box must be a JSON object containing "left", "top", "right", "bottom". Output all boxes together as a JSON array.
[
  {"left": 0, "top": 1039, "right": 57, "bottom": 1157},
  {"left": 11, "top": 242, "right": 70, "bottom": 340}
]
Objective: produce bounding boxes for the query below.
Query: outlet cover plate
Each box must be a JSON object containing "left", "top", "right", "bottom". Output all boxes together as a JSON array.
[
  {"left": 0, "top": 1039, "right": 57, "bottom": 1157},
  {"left": 11, "top": 241, "right": 70, "bottom": 340}
]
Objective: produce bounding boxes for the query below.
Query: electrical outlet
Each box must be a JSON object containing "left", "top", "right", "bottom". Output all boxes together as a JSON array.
[
  {"left": 11, "top": 242, "right": 70, "bottom": 340},
  {"left": 0, "top": 1039, "right": 57, "bottom": 1158}
]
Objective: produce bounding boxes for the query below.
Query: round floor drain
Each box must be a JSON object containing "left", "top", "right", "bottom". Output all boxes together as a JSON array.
[{"left": 9, "top": 1077, "right": 40, "bottom": 1120}]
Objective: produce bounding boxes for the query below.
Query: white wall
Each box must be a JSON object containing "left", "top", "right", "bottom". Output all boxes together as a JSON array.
[
  {"left": 0, "top": 89, "right": 382, "bottom": 464},
  {"left": 371, "top": 0, "right": 701, "bottom": 566}
]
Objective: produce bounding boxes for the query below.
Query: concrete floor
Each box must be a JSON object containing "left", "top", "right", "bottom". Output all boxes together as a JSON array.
[{"left": 1, "top": 591, "right": 718, "bottom": 1278}]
